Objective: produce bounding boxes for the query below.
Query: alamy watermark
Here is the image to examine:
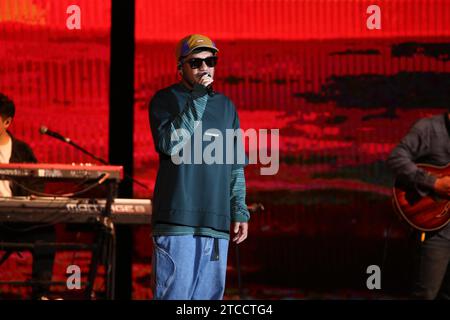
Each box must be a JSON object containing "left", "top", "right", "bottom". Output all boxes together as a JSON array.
[
  {"left": 170, "top": 121, "right": 279, "bottom": 175},
  {"left": 66, "top": 264, "right": 81, "bottom": 290},
  {"left": 366, "top": 5, "right": 381, "bottom": 30},
  {"left": 65, "top": 4, "right": 380, "bottom": 30},
  {"left": 66, "top": 5, "right": 81, "bottom": 30},
  {"left": 366, "top": 265, "right": 381, "bottom": 290}
]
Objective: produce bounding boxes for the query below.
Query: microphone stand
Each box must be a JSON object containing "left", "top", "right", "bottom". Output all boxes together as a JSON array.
[{"left": 67, "top": 141, "right": 109, "bottom": 166}]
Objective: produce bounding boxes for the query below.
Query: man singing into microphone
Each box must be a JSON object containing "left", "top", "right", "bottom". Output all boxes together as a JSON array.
[
  {"left": 0, "top": 93, "right": 55, "bottom": 299},
  {"left": 149, "top": 34, "right": 250, "bottom": 299}
]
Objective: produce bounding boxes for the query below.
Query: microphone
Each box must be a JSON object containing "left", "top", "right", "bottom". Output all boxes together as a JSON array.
[
  {"left": 39, "top": 126, "right": 71, "bottom": 143},
  {"left": 206, "top": 84, "right": 215, "bottom": 96},
  {"left": 199, "top": 72, "right": 215, "bottom": 96}
]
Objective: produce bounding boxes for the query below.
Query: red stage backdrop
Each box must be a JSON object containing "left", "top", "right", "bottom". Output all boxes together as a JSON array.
[
  {"left": 133, "top": 0, "right": 450, "bottom": 291},
  {"left": 134, "top": 0, "right": 450, "bottom": 198},
  {"left": 1, "top": 0, "right": 450, "bottom": 295},
  {"left": 0, "top": 0, "right": 110, "bottom": 164}
]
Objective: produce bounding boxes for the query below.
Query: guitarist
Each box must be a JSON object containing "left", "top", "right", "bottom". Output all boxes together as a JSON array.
[{"left": 387, "top": 112, "right": 450, "bottom": 300}]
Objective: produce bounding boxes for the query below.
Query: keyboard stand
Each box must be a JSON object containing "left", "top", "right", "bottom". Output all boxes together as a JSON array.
[{"left": 84, "top": 179, "right": 118, "bottom": 300}]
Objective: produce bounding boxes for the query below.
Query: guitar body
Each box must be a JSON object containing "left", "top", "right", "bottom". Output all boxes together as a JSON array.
[{"left": 393, "top": 163, "right": 450, "bottom": 232}]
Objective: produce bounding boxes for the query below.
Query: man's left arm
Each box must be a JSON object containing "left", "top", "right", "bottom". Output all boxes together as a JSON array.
[{"left": 230, "top": 167, "right": 250, "bottom": 244}]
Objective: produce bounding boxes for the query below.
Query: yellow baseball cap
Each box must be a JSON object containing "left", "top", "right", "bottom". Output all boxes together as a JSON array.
[{"left": 175, "top": 34, "right": 219, "bottom": 61}]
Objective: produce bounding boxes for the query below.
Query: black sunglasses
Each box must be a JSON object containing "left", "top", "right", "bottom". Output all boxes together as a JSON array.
[{"left": 184, "top": 56, "right": 218, "bottom": 69}]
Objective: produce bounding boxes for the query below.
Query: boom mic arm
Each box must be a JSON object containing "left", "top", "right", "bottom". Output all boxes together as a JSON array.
[{"left": 39, "top": 126, "right": 71, "bottom": 143}]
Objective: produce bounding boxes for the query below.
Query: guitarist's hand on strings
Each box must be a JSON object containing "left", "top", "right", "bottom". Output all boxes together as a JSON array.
[{"left": 434, "top": 176, "right": 450, "bottom": 197}]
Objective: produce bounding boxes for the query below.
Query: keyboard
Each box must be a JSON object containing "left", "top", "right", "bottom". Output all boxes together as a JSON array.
[
  {"left": 0, "top": 163, "right": 123, "bottom": 182},
  {"left": 0, "top": 197, "right": 151, "bottom": 225}
]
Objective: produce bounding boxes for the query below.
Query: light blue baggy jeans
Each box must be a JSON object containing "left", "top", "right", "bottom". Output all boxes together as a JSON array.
[{"left": 152, "top": 235, "right": 229, "bottom": 300}]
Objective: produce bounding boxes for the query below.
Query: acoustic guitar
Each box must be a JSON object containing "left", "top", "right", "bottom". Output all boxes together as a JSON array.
[{"left": 393, "top": 163, "right": 450, "bottom": 231}]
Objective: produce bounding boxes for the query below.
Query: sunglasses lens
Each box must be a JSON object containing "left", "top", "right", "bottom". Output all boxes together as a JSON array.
[
  {"left": 187, "top": 57, "right": 218, "bottom": 69},
  {"left": 205, "top": 57, "right": 218, "bottom": 67},
  {"left": 189, "top": 59, "right": 203, "bottom": 69}
]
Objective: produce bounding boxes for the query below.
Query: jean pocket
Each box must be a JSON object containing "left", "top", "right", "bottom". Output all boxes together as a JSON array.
[{"left": 152, "top": 237, "right": 176, "bottom": 299}]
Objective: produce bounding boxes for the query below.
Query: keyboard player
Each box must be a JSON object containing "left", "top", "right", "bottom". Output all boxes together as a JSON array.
[{"left": 0, "top": 93, "right": 56, "bottom": 300}]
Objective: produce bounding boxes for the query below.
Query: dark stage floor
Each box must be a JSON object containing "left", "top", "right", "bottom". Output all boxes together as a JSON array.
[{"left": 0, "top": 251, "right": 408, "bottom": 300}]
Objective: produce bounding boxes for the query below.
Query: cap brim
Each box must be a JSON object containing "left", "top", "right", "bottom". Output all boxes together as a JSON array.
[{"left": 182, "top": 45, "right": 219, "bottom": 58}]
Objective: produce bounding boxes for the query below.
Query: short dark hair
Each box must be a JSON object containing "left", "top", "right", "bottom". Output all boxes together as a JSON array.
[{"left": 0, "top": 93, "right": 15, "bottom": 119}]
